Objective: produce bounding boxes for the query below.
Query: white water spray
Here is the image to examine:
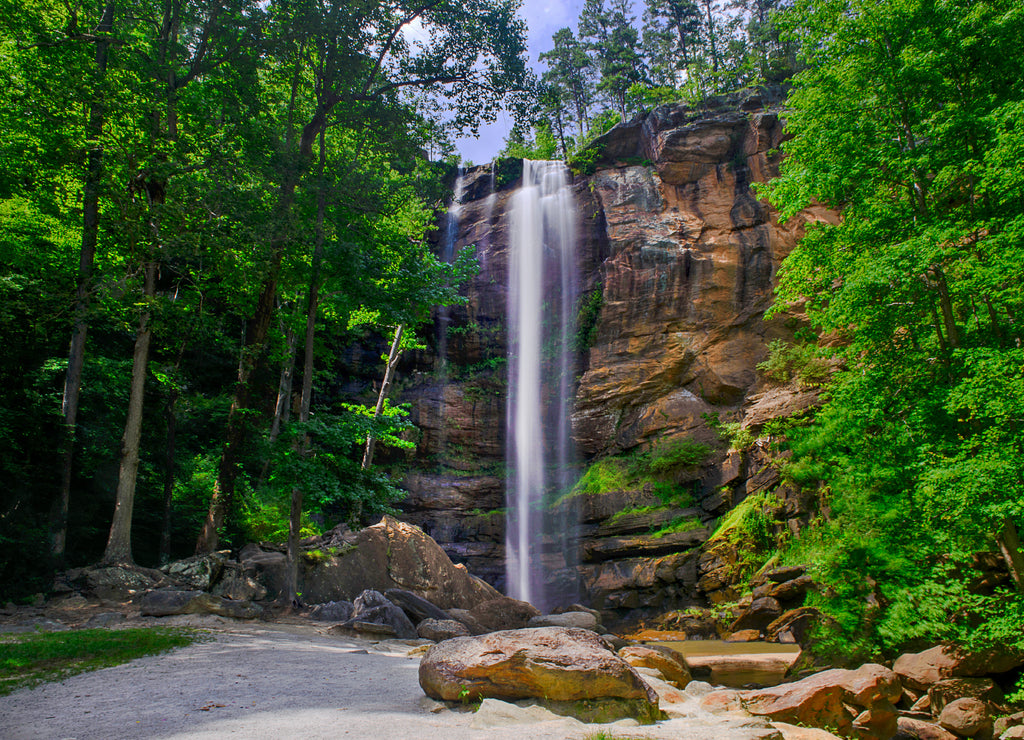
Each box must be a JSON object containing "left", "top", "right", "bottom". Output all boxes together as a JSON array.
[{"left": 506, "top": 160, "right": 578, "bottom": 610}]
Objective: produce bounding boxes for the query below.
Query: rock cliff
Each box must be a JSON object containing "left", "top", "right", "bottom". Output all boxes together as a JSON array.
[{"left": 360, "top": 86, "right": 834, "bottom": 621}]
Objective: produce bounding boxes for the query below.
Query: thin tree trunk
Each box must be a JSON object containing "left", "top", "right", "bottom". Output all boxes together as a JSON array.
[
  {"left": 362, "top": 324, "right": 405, "bottom": 470},
  {"left": 997, "top": 517, "right": 1024, "bottom": 594},
  {"left": 931, "top": 266, "right": 960, "bottom": 349},
  {"left": 102, "top": 261, "right": 157, "bottom": 565},
  {"left": 54, "top": 2, "right": 116, "bottom": 565},
  {"left": 159, "top": 386, "right": 178, "bottom": 565}
]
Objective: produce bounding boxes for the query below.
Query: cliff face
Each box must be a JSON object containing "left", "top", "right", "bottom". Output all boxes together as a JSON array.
[{"left": 383, "top": 87, "right": 833, "bottom": 618}]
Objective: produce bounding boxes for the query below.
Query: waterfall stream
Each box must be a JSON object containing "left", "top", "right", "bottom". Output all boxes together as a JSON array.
[{"left": 506, "top": 160, "right": 579, "bottom": 610}]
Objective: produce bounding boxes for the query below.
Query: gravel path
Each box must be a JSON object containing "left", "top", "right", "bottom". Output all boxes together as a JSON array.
[{"left": 0, "top": 621, "right": 781, "bottom": 740}]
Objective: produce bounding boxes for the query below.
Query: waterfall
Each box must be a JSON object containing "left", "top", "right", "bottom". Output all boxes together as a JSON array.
[
  {"left": 437, "top": 166, "right": 466, "bottom": 370},
  {"left": 506, "top": 160, "right": 578, "bottom": 611}
]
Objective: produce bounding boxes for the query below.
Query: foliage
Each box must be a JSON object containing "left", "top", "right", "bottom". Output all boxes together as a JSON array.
[
  {"left": 757, "top": 339, "right": 830, "bottom": 387},
  {"left": 0, "top": 627, "right": 200, "bottom": 695},
  {"left": 575, "top": 287, "right": 604, "bottom": 351},
  {"left": 567, "top": 437, "right": 708, "bottom": 505},
  {"left": 760, "top": 0, "right": 1024, "bottom": 661}
]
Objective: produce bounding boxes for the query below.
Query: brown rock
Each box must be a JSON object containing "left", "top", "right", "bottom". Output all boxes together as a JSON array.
[
  {"left": 418, "top": 627, "right": 660, "bottom": 716},
  {"left": 895, "top": 645, "right": 1024, "bottom": 690},
  {"left": 726, "top": 629, "right": 763, "bottom": 642},
  {"left": 701, "top": 663, "right": 901, "bottom": 738},
  {"left": 771, "top": 722, "right": 843, "bottom": 739},
  {"left": 731, "top": 596, "right": 783, "bottom": 632},
  {"left": 417, "top": 618, "right": 471, "bottom": 642},
  {"left": 468, "top": 596, "right": 541, "bottom": 632},
  {"left": 617, "top": 644, "right": 692, "bottom": 687},
  {"left": 769, "top": 575, "right": 815, "bottom": 603},
  {"left": 701, "top": 683, "right": 851, "bottom": 733},
  {"left": 895, "top": 716, "right": 959, "bottom": 740},
  {"left": 928, "top": 678, "right": 1004, "bottom": 714},
  {"left": 1002, "top": 728, "right": 1024, "bottom": 740},
  {"left": 764, "top": 607, "right": 821, "bottom": 647},
  {"left": 994, "top": 711, "right": 1024, "bottom": 738},
  {"left": 938, "top": 697, "right": 992, "bottom": 738}
]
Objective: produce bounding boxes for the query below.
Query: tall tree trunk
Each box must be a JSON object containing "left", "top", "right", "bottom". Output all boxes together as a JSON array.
[
  {"left": 284, "top": 130, "right": 328, "bottom": 608},
  {"left": 362, "top": 324, "right": 405, "bottom": 470},
  {"left": 102, "top": 261, "right": 157, "bottom": 565},
  {"left": 53, "top": 2, "right": 116, "bottom": 565},
  {"left": 931, "top": 266, "right": 960, "bottom": 349}
]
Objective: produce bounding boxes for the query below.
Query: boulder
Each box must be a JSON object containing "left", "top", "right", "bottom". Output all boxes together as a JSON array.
[
  {"left": 139, "top": 589, "right": 204, "bottom": 617},
  {"left": 700, "top": 664, "right": 901, "bottom": 738},
  {"left": 617, "top": 644, "right": 692, "bottom": 687},
  {"left": 446, "top": 608, "right": 487, "bottom": 635},
  {"left": 528, "top": 612, "right": 599, "bottom": 632},
  {"left": 417, "top": 618, "right": 471, "bottom": 642},
  {"left": 701, "top": 684, "right": 850, "bottom": 734},
  {"left": 289, "top": 517, "right": 502, "bottom": 609},
  {"left": 928, "top": 678, "right": 1003, "bottom": 714},
  {"left": 309, "top": 600, "right": 354, "bottom": 622},
  {"left": 770, "top": 722, "right": 843, "bottom": 740},
  {"left": 765, "top": 607, "right": 821, "bottom": 646},
  {"left": 938, "top": 697, "right": 992, "bottom": 739},
  {"left": 73, "top": 565, "right": 165, "bottom": 601},
  {"left": 384, "top": 589, "right": 451, "bottom": 624},
  {"left": 769, "top": 575, "right": 815, "bottom": 604},
  {"left": 1003, "top": 728, "right": 1024, "bottom": 740},
  {"left": 139, "top": 590, "right": 262, "bottom": 619},
  {"left": 237, "top": 546, "right": 288, "bottom": 597},
  {"left": 726, "top": 629, "right": 762, "bottom": 642},
  {"left": 418, "top": 626, "right": 661, "bottom": 723},
  {"left": 211, "top": 562, "right": 266, "bottom": 601},
  {"left": 160, "top": 552, "right": 228, "bottom": 591},
  {"left": 895, "top": 717, "right": 959, "bottom": 740},
  {"left": 336, "top": 590, "right": 416, "bottom": 639},
  {"left": 895, "top": 645, "right": 1024, "bottom": 690},
  {"left": 994, "top": 712, "right": 1024, "bottom": 738},
  {"left": 764, "top": 565, "right": 807, "bottom": 584},
  {"left": 731, "top": 596, "right": 783, "bottom": 632},
  {"left": 468, "top": 596, "right": 541, "bottom": 632}
]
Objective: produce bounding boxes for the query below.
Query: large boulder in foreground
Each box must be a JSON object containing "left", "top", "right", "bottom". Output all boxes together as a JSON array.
[
  {"left": 294, "top": 516, "right": 501, "bottom": 609},
  {"left": 419, "top": 626, "right": 662, "bottom": 723}
]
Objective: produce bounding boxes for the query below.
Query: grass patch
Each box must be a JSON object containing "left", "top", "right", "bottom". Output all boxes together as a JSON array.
[
  {"left": 563, "top": 437, "right": 710, "bottom": 506},
  {"left": 0, "top": 627, "right": 202, "bottom": 696},
  {"left": 650, "top": 515, "right": 703, "bottom": 539}
]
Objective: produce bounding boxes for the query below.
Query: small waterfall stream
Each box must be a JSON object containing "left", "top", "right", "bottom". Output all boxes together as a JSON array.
[{"left": 506, "top": 160, "right": 579, "bottom": 610}]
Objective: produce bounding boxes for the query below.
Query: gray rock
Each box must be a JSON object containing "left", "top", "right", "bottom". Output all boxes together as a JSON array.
[
  {"left": 309, "top": 600, "right": 354, "bottom": 622},
  {"left": 83, "top": 612, "right": 125, "bottom": 629},
  {"left": 417, "top": 618, "right": 471, "bottom": 642},
  {"left": 447, "top": 608, "right": 487, "bottom": 635},
  {"left": 160, "top": 552, "right": 228, "bottom": 591},
  {"left": 339, "top": 590, "right": 417, "bottom": 639},
  {"left": 211, "top": 562, "right": 267, "bottom": 601},
  {"left": 385, "top": 589, "right": 451, "bottom": 624},
  {"left": 528, "top": 612, "right": 599, "bottom": 631},
  {"left": 139, "top": 590, "right": 204, "bottom": 617}
]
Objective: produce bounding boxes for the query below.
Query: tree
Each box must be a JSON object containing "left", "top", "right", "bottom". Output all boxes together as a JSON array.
[
  {"left": 539, "top": 28, "right": 594, "bottom": 140},
  {"left": 195, "top": 0, "right": 528, "bottom": 554},
  {"left": 577, "top": 0, "right": 645, "bottom": 121},
  {"left": 764, "top": 0, "right": 1024, "bottom": 659},
  {"left": 642, "top": 0, "right": 701, "bottom": 86}
]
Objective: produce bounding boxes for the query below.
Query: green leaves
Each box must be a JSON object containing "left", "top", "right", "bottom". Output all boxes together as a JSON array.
[{"left": 765, "top": 0, "right": 1024, "bottom": 659}]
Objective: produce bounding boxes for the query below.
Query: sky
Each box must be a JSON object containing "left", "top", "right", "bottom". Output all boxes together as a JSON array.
[{"left": 453, "top": 0, "right": 588, "bottom": 164}]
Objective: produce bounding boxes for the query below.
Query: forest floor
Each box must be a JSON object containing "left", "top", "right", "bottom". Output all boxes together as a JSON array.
[{"left": 0, "top": 611, "right": 786, "bottom": 740}]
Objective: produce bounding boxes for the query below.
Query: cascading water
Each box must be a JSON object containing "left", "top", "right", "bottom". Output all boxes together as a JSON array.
[
  {"left": 437, "top": 166, "right": 466, "bottom": 370},
  {"left": 506, "top": 160, "right": 579, "bottom": 611}
]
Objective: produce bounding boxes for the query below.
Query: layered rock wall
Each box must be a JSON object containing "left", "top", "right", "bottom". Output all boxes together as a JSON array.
[{"left": 349, "top": 87, "right": 833, "bottom": 620}]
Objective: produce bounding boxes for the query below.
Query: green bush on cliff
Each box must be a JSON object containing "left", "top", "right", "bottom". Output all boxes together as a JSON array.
[{"left": 566, "top": 438, "right": 709, "bottom": 504}]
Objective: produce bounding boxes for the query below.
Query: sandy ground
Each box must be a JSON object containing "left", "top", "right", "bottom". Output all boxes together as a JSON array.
[{"left": 0, "top": 618, "right": 783, "bottom": 740}]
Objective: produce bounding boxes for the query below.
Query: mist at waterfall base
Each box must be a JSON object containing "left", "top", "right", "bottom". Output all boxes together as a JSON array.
[{"left": 506, "top": 160, "right": 581, "bottom": 612}]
